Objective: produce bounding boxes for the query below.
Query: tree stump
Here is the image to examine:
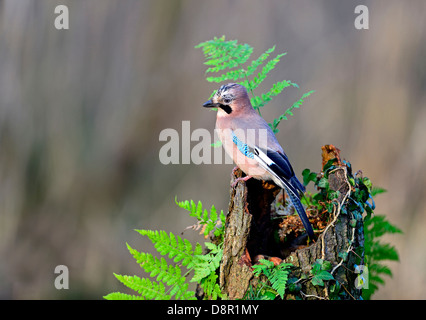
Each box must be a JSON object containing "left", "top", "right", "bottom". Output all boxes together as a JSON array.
[{"left": 219, "top": 145, "right": 364, "bottom": 300}]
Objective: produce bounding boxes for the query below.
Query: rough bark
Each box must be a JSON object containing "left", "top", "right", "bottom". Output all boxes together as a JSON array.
[{"left": 219, "top": 145, "right": 364, "bottom": 300}]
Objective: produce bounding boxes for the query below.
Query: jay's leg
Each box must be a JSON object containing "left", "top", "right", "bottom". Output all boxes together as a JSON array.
[{"left": 231, "top": 175, "right": 252, "bottom": 188}]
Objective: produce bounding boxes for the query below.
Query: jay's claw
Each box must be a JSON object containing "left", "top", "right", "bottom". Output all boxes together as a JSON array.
[{"left": 231, "top": 175, "right": 252, "bottom": 188}]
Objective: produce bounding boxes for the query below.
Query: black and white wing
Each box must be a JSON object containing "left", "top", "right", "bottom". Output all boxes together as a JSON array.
[{"left": 252, "top": 147, "right": 314, "bottom": 239}]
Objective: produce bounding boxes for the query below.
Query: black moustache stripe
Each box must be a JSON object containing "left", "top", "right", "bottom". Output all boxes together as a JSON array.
[{"left": 219, "top": 104, "right": 232, "bottom": 114}]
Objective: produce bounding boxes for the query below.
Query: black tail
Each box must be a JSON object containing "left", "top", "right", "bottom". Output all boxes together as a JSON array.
[
  {"left": 285, "top": 186, "right": 315, "bottom": 239},
  {"left": 249, "top": 147, "right": 314, "bottom": 238}
]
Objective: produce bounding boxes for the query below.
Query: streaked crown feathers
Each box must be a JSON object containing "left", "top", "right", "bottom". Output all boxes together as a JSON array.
[{"left": 214, "top": 83, "right": 249, "bottom": 104}]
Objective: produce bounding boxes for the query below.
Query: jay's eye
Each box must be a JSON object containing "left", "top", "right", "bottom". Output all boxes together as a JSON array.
[{"left": 223, "top": 98, "right": 231, "bottom": 104}]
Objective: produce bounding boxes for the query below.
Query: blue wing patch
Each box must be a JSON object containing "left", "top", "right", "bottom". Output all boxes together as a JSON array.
[{"left": 231, "top": 132, "right": 254, "bottom": 159}]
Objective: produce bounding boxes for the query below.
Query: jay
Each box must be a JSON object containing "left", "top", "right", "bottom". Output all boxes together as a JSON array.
[{"left": 203, "top": 83, "right": 314, "bottom": 239}]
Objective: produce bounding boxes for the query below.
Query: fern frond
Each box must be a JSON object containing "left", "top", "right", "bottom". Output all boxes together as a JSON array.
[
  {"left": 175, "top": 199, "right": 203, "bottom": 219},
  {"left": 250, "top": 80, "right": 299, "bottom": 110},
  {"left": 103, "top": 292, "right": 146, "bottom": 300},
  {"left": 269, "top": 263, "right": 292, "bottom": 299},
  {"left": 197, "top": 36, "right": 312, "bottom": 120},
  {"left": 252, "top": 259, "right": 292, "bottom": 299},
  {"left": 367, "top": 241, "right": 400, "bottom": 262},
  {"left": 269, "top": 90, "right": 315, "bottom": 133},
  {"left": 125, "top": 245, "right": 196, "bottom": 300},
  {"left": 134, "top": 230, "right": 202, "bottom": 269},
  {"left": 205, "top": 46, "right": 276, "bottom": 83},
  {"left": 175, "top": 198, "right": 226, "bottom": 239},
  {"left": 244, "top": 46, "right": 277, "bottom": 77},
  {"left": 190, "top": 242, "right": 223, "bottom": 299},
  {"left": 371, "top": 187, "right": 387, "bottom": 197},
  {"left": 206, "top": 68, "right": 247, "bottom": 83},
  {"left": 244, "top": 52, "right": 287, "bottom": 91},
  {"left": 252, "top": 259, "right": 275, "bottom": 277},
  {"left": 191, "top": 242, "right": 223, "bottom": 283},
  {"left": 195, "top": 36, "right": 253, "bottom": 73},
  {"left": 368, "top": 262, "right": 393, "bottom": 277},
  {"left": 127, "top": 246, "right": 173, "bottom": 283},
  {"left": 364, "top": 215, "right": 403, "bottom": 238},
  {"left": 199, "top": 273, "right": 222, "bottom": 300},
  {"left": 362, "top": 196, "right": 401, "bottom": 298},
  {"left": 113, "top": 274, "right": 171, "bottom": 300}
]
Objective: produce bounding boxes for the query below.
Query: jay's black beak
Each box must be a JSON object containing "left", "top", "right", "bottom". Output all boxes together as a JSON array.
[{"left": 203, "top": 100, "right": 220, "bottom": 108}]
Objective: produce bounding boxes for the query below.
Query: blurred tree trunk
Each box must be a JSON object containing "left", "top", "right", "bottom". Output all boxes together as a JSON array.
[{"left": 219, "top": 145, "right": 364, "bottom": 300}]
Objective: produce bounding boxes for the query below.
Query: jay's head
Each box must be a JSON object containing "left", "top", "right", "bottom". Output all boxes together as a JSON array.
[{"left": 203, "top": 83, "right": 251, "bottom": 115}]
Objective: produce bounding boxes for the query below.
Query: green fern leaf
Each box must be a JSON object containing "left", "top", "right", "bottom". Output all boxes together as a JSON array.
[
  {"left": 246, "top": 52, "right": 287, "bottom": 91},
  {"left": 190, "top": 242, "right": 223, "bottom": 299},
  {"left": 250, "top": 80, "right": 299, "bottom": 110},
  {"left": 252, "top": 259, "right": 274, "bottom": 277},
  {"left": 369, "top": 263, "right": 393, "bottom": 277},
  {"left": 196, "top": 36, "right": 253, "bottom": 73},
  {"left": 270, "top": 263, "right": 292, "bottom": 299},
  {"left": 206, "top": 68, "right": 247, "bottom": 83},
  {"left": 124, "top": 245, "right": 196, "bottom": 300},
  {"left": 371, "top": 187, "right": 387, "bottom": 197},
  {"left": 244, "top": 46, "right": 277, "bottom": 77},
  {"left": 368, "top": 241, "right": 400, "bottom": 261},
  {"left": 269, "top": 90, "right": 315, "bottom": 133},
  {"left": 175, "top": 198, "right": 202, "bottom": 219},
  {"left": 175, "top": 198, "right": 226, "bottom": 239},
  {"left": 199, "top": 273, "right": 222, "bottom": 299},
  {"left": 205, "top": 46, "right": 276, "bottom": 83},
  {"left": 198, "top": 36, "right": 311, "bottom": 120},
  {"left": 134, "top": 230, "right": 201, "bottom": 268},
  {"left": 364, "top": 215, "right": 403, "bottom": 238},
  {"left": 360, "top": 187, "right": 401, "bottom": 298},
  {"left": 113, "top": 274, "right": 171, "bottom": 300},
  {"left": 191, "top": 242, "right": 222, "bottom": 283},
  {"left": 210, "top": 205, "right": 218, "bottom": 223},
  {"left": 252, "top": 259, "right": 292, "bottom": 299},
  {"left": 103, "top": 292, "right": 146, "bottom": 300}
]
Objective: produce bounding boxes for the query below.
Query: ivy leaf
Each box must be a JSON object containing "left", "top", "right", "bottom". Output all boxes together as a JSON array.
[
  {"left": 320, "top": 260, "right": 332, "bottom": 271},
  {"left": 338, "top": 251, "right": 349, "bottom": 262},
  {"left": 287, "top": 277, "right": 302, "bottom": 293},
  {"left": 362, "top": 177, "right": 373, "bottom": 192},
  {"left": 311, "top": 271, "right": 334, "bottom": 287},
  {"left": 302, "top": 168, "right": 317, "bottom": 186},
  {"left": 311, "top": 259, "right": 322, "bottom": 274},
  {"left": 317, "top": 177, "right": 329, "bottom": 189},
  {"left": 323, "top": 158, "right": 337, "bottom": 176}
]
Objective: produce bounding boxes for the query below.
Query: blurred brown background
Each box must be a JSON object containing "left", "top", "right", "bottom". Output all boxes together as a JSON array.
[{"left": 0, "top": 0, "right": 425, "bottom": 299}]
